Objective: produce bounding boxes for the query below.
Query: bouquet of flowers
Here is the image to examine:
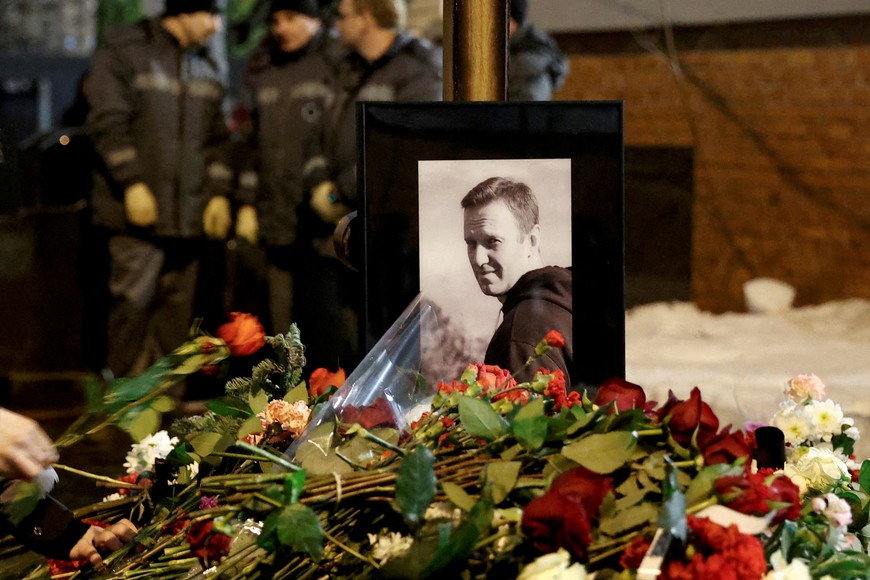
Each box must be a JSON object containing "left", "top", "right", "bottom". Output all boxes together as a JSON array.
[{"left": 1, "top": 302, "right": 868, "bottom": 579}]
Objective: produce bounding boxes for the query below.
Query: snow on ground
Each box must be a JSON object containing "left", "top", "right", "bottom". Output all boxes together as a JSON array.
[{"left": 625, "top": 299, "right": 870, "bottom": 458}]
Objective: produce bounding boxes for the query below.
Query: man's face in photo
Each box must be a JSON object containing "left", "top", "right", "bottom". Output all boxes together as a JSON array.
[{"left": 464, "top": 200, "right": 538, "bottom": 299}]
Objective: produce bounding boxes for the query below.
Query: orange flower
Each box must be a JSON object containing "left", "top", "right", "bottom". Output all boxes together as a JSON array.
[
  {"left": 308, "top": 367, "right": 346, "bottom": 398},
  {"left": 544, "top": 330, "right": 566, "bottom": 348},
  {"left": 216, "top": 312, "right": 265, "bottom": 357}
]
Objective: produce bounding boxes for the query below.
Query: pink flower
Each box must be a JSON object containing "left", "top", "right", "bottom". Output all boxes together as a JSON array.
[
  {"left": 245, "top": 400, "right": 311, "bottom": 444},
  {"left": 784, "top": 373, "right": 826, "bottom": 402}
]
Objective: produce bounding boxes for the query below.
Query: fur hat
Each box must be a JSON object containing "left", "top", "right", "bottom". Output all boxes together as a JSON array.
[
  {"left": 268, "top": 0, "right": 320, "bottom": 17},
  {"left": 510, "top": 0, "right": 528, "bottom": 25},
  {"left": 163, "top": 0, "right": 218, "bottom": 16}
]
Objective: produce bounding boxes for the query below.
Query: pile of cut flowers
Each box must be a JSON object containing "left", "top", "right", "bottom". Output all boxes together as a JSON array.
[{"left": 1, "top": 310, "right": 868, "bottom": 580}]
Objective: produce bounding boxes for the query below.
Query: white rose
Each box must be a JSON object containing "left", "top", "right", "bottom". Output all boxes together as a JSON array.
[
  {"left": 517, "top": 549, "right": 587, "bottom": 580},
  {"left": 783, "top": 447, "right": 849, "bottom": 495},
  {"left": 762, "top": 552, "right": 812, "bottom": 580}
]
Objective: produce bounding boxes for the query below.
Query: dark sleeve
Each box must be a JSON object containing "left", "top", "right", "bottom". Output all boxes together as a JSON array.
[
  {"left": 3, "top": 496, "right": 89, "bottom": 560},
  {"left": 86, "top": 43, "right": 143, "bottom": 190},
  {"left": 395, "top": 49, "right": 443, "bottom": 102},
  {"left": 201, "top": 85, "right": 234, "bottom": 201}
]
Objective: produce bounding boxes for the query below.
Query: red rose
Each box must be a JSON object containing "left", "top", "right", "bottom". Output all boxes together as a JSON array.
[
  {"left": 339, "top": 398, "right": 396, "bottom": 430},
  {"left": 595, "top": 377, "right": 646, "bottom": 413},
  {"left": 620, "top": 535, "right": 652, "bottom": 570},
  {"left": 660, "top": 387, "right": 719, "bottom": 448},
  {"left": 703, "top": 427, "right": 751, "bottom": 466},
  {"left": 549, "top": 465, "right": 613, "bottom": 519},
  {"left": 544, "top": 330, "right": 566, "bottom": 348},
  {"left": 715, "top": 473, "right": 771, "bottom": 515},
  {"left": 521, "top": 489, "right": 592, "bottom": 558},
  {"left": 186, "top": 520, "right": 232, "bottom": 565},
  {"left": 216, "top": 312, "right": 266, "bottom": 357},
  {"left": 308, "top": 367, "right": 346, "bottom": 398},
  {"left": 765, "top": 472, "right": 801, "bottom": 523}
]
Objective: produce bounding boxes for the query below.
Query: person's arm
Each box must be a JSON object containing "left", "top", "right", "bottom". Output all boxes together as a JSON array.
[{"left": 0, "top": 408, "right": 57, "bottom": 481}]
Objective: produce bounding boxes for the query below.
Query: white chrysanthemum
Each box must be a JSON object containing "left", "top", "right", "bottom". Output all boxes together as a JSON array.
[
  {"left": 102, "top": 492, "right": 124, "bottom": 502},
  {"left": 123, "top": 430, "right": 179, "bottom": 474},
  {"left": 783, "top": 446, "right": 850, "bottom": 495},
  {"left": 517, "top": 549, "right": 587, "bottom": 580},
  {"left": 424, "top": 502, "right": 462, "bottom": 524},
  {"left": 762, "top": 552, "right": 811, "bottom": 580},
  {"left": 367, "top": 532, "right": 413, "bottom": 564},
  {"left": 808, "top": 399, "right": 844, "bottom": 441},
  {"left": 772, "top": 407, "right": 814, "bottom": 446}
]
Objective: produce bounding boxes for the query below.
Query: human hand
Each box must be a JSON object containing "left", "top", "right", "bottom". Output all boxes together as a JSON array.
[
  {"left": 235, "top": 204, "right": 258, "bottom": 244},
  {"left": 203, "top": 195, "right": 232, "bottom": 239},
  {"left": 309, "top": 181, "right": 350, "bottom": 225},
  {"left": 0, "top": 407, "right": 58, "bottom": 480},
  {"left": 124, "top": 182, "right": 158, "bottom": 227},
  {"left": 69, "top": 519, "right": 138, "bottom": 566}
]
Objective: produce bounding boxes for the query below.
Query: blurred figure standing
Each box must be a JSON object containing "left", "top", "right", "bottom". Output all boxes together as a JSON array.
[
  {"left": 235, "top": 0, "right": 343, "bottom": 338},
  {"left": 87, "top": 0, "right": 234, "bottom": 377},
  {"left": 507, "top": 0, "right": 568, "bottom": 101},
  {"left": 302, "top": 0, "right": 442, "bottom": 370}
]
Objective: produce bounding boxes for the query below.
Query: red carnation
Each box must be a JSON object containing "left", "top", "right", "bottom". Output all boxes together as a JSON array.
[
  {"left": 216, "top": 312, "right": 265, "bottom": 357},
  {"left": 595, "top": 377, "right": 646, "bottom": 413},
  {"left": 544, "top": 330, "right": 566, "bottom": 348}
]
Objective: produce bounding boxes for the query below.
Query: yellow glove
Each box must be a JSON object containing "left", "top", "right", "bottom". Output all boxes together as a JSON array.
[
  {"left": 124, "top": 182, "right": 158, "bottom": 227},
  {"left": 235, "top": 204, "right": 258, "bottom": 244},
  {"left": 203, "top": 195, "right": 231, "bottom": 239},
  {"left": 309, "top": 181, "right": 350, "bottom": 225}
]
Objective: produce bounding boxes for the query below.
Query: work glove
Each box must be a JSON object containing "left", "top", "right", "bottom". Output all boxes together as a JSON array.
[
  {"left": 309, "top": 181, "right": 350, "bottom": 225},
  {"left": 203, "top": 195, "right": 231, "bottom": 239},
  {"left": 124, "top": 182, "right": 158, "bottom": 227},
  {"left": 235, "top": 204, "right": 258, "bottom": 244}
]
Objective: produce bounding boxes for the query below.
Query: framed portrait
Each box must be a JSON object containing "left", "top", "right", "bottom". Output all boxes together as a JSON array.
[{"left": 358, "top": 102, "right": 624, "bottom": 389}]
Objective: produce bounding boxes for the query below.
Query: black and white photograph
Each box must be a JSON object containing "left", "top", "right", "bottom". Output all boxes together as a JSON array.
[{"left": 418, "top": 158, "right": 572, "bottom": 381}]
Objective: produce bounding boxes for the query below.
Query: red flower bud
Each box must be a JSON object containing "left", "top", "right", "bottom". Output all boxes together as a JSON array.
[
  {"left": 216, "top": 312, "right": 265, "bottom": 357},
  {"left": 544, "top": 330, "right": 566, "bottom": 348}
]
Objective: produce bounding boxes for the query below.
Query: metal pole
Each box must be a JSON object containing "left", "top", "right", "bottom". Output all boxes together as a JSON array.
[{"left": 443, "top": 0, "right": 508, "bottom": 102}]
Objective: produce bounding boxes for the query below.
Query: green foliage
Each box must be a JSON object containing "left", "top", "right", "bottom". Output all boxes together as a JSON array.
[
  {"left": 422, "top": 498, "right": 494, "bottom": 577},
  {"left": 396, "top": 447, "right": 437, "bottom": 525},
  {"left": 458, "top": 396, "right": 507, "bottom": 441},
  {"left": 561, "top": 430, "right": 638, "bottom": 474}
]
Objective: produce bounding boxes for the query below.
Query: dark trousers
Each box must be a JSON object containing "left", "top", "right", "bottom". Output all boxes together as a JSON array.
[{"left": 105, "top": 235, "right": 199, "bottom": 377}]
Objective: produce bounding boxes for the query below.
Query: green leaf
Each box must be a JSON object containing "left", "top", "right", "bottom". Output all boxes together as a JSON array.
[
  {"left": 685, "top": 463, "right": 742, "bottom": 507},
  {"left": 237, "top": 415, "right": 264, "bottom": 440},
  {"left": 118, "top": 406, "right": 161, "bottom": 442},
  {"left": 284, "top": 470, "right": 306, "bottom": 504},
  {"left": 151, "top": 396, "right": 175, "bottom": 413},
  {"left": 260, "top": 504, "right": 323, "bottom": 560},
  {"left": 511, "top": 397, "right": 548, "bottom": 450},
  {"left": 458, "top": 396, "right": 507, "bottom": 441},
  {"left": 561, "top": 431, "right": 637, "bottom": 474},
  {"left": 423, "top": 498, "right": 493, "bottom": 576},
  {"left": 859, "top": 460, "right": 870, "bottom": 494},
  {"left": 249, "top": 388, "right": 269, "bottom": 414},
  {"left": 442, "top": 481, "right": 475, "bottom": 511},
  {"left": 484, "top": 461, "right": 521, "bottom": 504},
  {"left": 396, "top": 446, "right": 436, "bottom": 525},
  {"left": 165, "top": 443, "right": 195, "bottom": 467},
  {"left": 190, "top": 432, "right": 225, "bottom": 457},
  {"left": 284, "top": 382, "right": 309, "bottom": 404},
  {"left": 598, "top": 502, "right": 658, "bottom": 536},
  {"left": 205, "top": 396, "right": 253, "bottom": 419}
]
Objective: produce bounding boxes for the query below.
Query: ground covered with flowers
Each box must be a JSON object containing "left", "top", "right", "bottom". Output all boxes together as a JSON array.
[{"left": 1, "top": 314, "right": 868, "bottom": 579}]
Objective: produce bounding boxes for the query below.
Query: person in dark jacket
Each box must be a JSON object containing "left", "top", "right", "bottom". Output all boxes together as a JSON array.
[
  {"left": 87, "top": 0, "right": 234, "bottom": 377},
  {"left": 299, "top": 0, "right": 442, "bottom": 370},
  {"left": 235, "top": 0, "right": 344, "bottom": 337},
  {"left": 507, "top": 0, "right": 568, "bottom": 101},
  {"left": 0, "top": 407, "right": 137, "bottom": 565},
  {"left": 461, "top": 177, "right": 573, "bottom": 384}
]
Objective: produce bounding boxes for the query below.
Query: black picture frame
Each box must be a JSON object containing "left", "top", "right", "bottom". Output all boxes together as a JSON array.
[{"left": 358, "top": 102, "right": 624, "bottom": 388}]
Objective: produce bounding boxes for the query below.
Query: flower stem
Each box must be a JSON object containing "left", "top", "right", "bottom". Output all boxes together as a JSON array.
[
  {"left": 235, "top": 441, "right": 299, "bottom": 471},
  {"left": 323, "top": 529, "right": 380, "bottom": 568},
  {"left": 51, "top": 463, "right": 146, "bottom": 490}
]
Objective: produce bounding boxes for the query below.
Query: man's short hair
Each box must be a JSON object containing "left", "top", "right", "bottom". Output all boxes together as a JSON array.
[
  {"left": 351, "top": 0, "right": 406, "bottom": 30},
  {"left": 163, "top": 0, "right": 218, "bottom": 16},
  {"left": 461, "top": 176, "right": 539, "bottom": 235}
]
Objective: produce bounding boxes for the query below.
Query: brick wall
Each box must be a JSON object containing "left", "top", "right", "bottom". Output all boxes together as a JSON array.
[{"left": 554, "top": 17, "right": 869, "bottom": 312}]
